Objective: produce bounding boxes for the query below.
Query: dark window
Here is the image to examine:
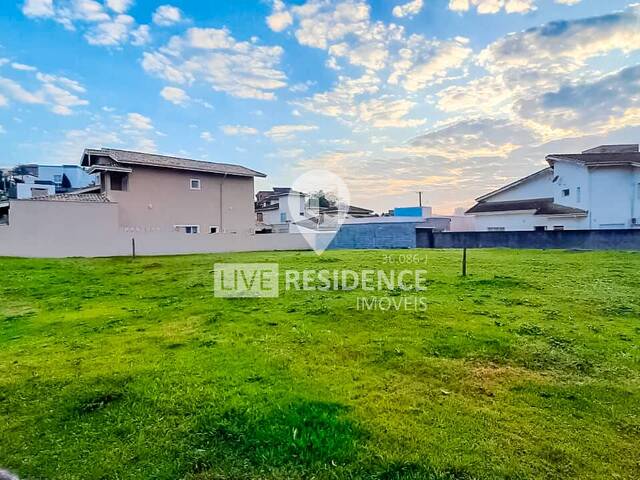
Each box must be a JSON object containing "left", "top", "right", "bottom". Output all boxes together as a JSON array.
[
  {"left": 111, "top": 172, "right": 128, "bottom": 191},
  {"left": 534, "top": 226, "right": 546, "bottom": 231},
  {"left": 562, "top": 188, "right": 570, "bottom": 197},
  {"left": 554, "top": 226, "right": 565, "bottom": 231},
  {"left": 209, "top": 226, "right": 218, "bottom": 234},
  {"left": 257, "top": 212, "right": 263, "bottom": 222}
]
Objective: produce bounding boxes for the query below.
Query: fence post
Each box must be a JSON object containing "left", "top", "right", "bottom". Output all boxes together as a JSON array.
[
  {"left": 462, "top": 248, "right": 467, "bottom": 277},
  {"left": 132, "top": 238, "right": 136, "bottom": 258}
]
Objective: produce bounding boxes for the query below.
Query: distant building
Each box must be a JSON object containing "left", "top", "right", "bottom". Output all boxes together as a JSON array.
[
  {"left": 255, "top": 187, "right": 307, "bottom": 233},
  {"left": 8, "top": 164, "right": 97, "bottom": 199},
  {"left": 467, "top": 144, "right": 640, "bottom": 231},
  {"left": 394, "top": 206, "right": 433, "bottom": 218}
]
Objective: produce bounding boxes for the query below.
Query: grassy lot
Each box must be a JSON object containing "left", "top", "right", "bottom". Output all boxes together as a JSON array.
[{"left": 1, "top": 249, "right": 639, "bottom": 480}]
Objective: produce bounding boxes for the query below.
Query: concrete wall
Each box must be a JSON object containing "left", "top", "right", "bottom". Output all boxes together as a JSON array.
[
  {"left": 0, "top": 200, "right": 310, "bottom": 258},
  {"left": 329, "top": 222, "right": 422, "bottom": 249},
  {"left": 106, "top": 166, "right": 256, "bottom": 235},
  {"left": 417, "top": 229, "right": 640, "bottom": 250}
]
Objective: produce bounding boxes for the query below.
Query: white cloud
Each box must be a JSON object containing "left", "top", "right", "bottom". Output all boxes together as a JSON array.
[
  {"left": 478, "top": 5, "right": 640, "bottom": 72},
  {"left": 389, "top": 36, "right": 471, "bottom": 92},
  {"left": 142, "top": 27, "right": 287, "bottom": 100},
  {"left": 131, "top": 25, "right": 151, "bottom": 46},
  {"left": 516, "top": 65, "right": 640, "bottom": 137},
  {"left": 152, "top": 5, "right": 182, "bottom": 26},
  {"left": 266, "top": 0, "right": 293, "bottom": 32},
  {"left": 276, "top": 0, "right": 470, "bottom": 90},
  {"left": 11, "top": 62, "right": 37, "bottom": 71},
  {"left": 85, "top": 14, "right": 134, "bottom": 46},
  {"left": 106, "top": 0, "right": 133, "bottom": 14},
  {"left": 22, "top": 0, "right": 148, "bottom": 47},
  {"left": 265, "top": 124, "right": 318, "bottom": 140},
  {"left": 393, "top": 117, "right": 540, "bottom": 159},
  {"left": 220, "top": 125, "right": 260, "bottom": 136},
  {"left": 126, "top": 112, "right": 153, "bottom": 130},
  {"left": 22, "top": 0, "right": 54, "bottom": 17},
  {"left": 357, "top": 97, "right": 426, "bottom": 128},
  {"left": 0, "top": 68, "right": 88, "bottom": 115},
  {"left": 200, "top": 131, "right": 214, "bottom": 142},
  {"left": 392, "top": 0, "right": 424, "bottom": 18},
  {"left": 448, "top": 0, "right": 537, "bottom": 14},
  {"left": 160, "top": 86, "right": 190, "bottom": 105}
]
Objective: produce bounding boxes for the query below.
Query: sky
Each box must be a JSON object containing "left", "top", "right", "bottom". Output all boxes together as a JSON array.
[{"left": 0, "top": 0, "right": 639, "bottom": 214}]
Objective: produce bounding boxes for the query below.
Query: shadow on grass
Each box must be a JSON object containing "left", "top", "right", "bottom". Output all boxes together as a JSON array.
[{"left": 187, "top": 399, "right": 361, "bottom": 474}]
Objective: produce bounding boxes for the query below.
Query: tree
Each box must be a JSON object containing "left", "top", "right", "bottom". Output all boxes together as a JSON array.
[{"left": 307, "top": 190, "right": 338, "bottom": 209}]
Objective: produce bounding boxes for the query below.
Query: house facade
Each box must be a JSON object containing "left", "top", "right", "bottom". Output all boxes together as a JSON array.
[
  {"left": 82, "top": 148, "right": 265, "bottom": 235},
  {"left": 467, "top": 144, "right": 640, "bottom": 231}
]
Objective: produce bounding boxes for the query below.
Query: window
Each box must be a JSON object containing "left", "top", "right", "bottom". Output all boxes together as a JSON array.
[
  {"left": 487, "top": 227, "right": 505, "bottom": 231},
  {"left": 637, "top": 183, "right": 640, "bottom": 200},
  {"left": 562, "top": 188, "right": 570, "bottom": 197},
  {"left": 576, "top": 187, "right": 581, "bottom": 203},
  {"left": 53, "top": 174, "right": 63, "bottom": 185},
  {"left": 111, "top": 172, "right": 128, "bottom": 191},
  {"left": 553, "top": 226, "right": 565, "bottom": 231},
  {"left": 257, "top": 212, "right": 264, "bottom": 222},
  {"left": 174, "top": 225, "right": 199, "bottom": 234},
  {"left": 209, "top": 226, "right": 219, "bottom": 234},
  {"left": 280, "top": 212, "right": 287, "bottom": 223},
  {"left": 534, "top": 226, "right": 547, "bottom": 232},
  {"left": 190, "top": 179, "right": 201, "bottom": 190}
]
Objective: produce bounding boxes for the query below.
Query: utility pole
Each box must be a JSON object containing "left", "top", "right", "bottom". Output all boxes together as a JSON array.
[{"left": 417, "top": 191, "right": 423, "bottom": 207}]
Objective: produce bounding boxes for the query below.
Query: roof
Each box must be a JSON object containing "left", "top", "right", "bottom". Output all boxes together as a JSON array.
[
  {"left": 322, "top": 205, "right": 374, "bottom": 215},
  {"left": 82, "top": 148, "right": 266, "bottom": 178},
  {"left": 475, "top": 167, "right": 552, "bottom": 202},
  {"left": 466, "top": 197, "right": 587, "bottom": 216},
  {"left": 546, "top": 147, "right": 640, "bottom": 168},
  {"left": 25, "top": 193, "right": 111, "bottom": 203}
]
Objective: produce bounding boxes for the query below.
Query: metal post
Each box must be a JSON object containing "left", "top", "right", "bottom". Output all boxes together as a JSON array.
[
  {"left": 462, "top": 248, "right": 467, "bottom": 277},
  {"left": 132, "top": 238, "right": 136, "bottom": 258}
]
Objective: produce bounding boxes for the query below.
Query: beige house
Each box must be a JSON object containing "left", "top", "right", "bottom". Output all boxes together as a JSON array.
[
  {"left": 81, "top": 148, "right": 265, "bottom": 235},
  {"left": 0, "top": 148, "right": 312, "bottom": 258}
]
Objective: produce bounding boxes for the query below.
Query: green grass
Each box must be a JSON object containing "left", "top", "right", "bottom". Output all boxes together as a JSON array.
[{"left": 1, "top": 249, "right": 639, "bottom": 479}]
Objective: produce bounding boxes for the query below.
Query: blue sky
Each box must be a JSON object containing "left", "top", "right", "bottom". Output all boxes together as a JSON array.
[{"left": 1, "top": 0, "right": 639, "bottom": 213}]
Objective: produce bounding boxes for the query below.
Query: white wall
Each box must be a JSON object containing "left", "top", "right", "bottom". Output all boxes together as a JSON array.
[
  {"left": 485, "top": 169, "right": 553, "bottom": 202},
  {"left": 589, "top": 166, "right": 634, "bottom": 229},
  {"left": 473, "top": 212, "right": 588, "bottom": 232},
  {"left": 16, "top": 183, "right": 56, "bottom": 199},
  {"left": 552, "top": 161, "right": 589, "bottom": 210},
  {"left": 0, "top": 200, "right": 311, "bottom": 258}
]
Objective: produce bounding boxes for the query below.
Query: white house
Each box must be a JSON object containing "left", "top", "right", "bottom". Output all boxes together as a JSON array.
[
  {"left": 467, "top": 144, "right": 640, "bottom": 231},
  {"left": 255, "top": 187, "right": 307, "bottom": 233}
]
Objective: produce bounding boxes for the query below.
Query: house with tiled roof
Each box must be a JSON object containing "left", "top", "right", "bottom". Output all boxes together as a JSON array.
[
  {"left": 466, "top": 145, "right": 640, "bottom": 231},
  {"left": 81, "top": 148, "right": 265, "bottom": 235},
  {"left": 0, "top": 148, "right": 280, "bottom": 257}
]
